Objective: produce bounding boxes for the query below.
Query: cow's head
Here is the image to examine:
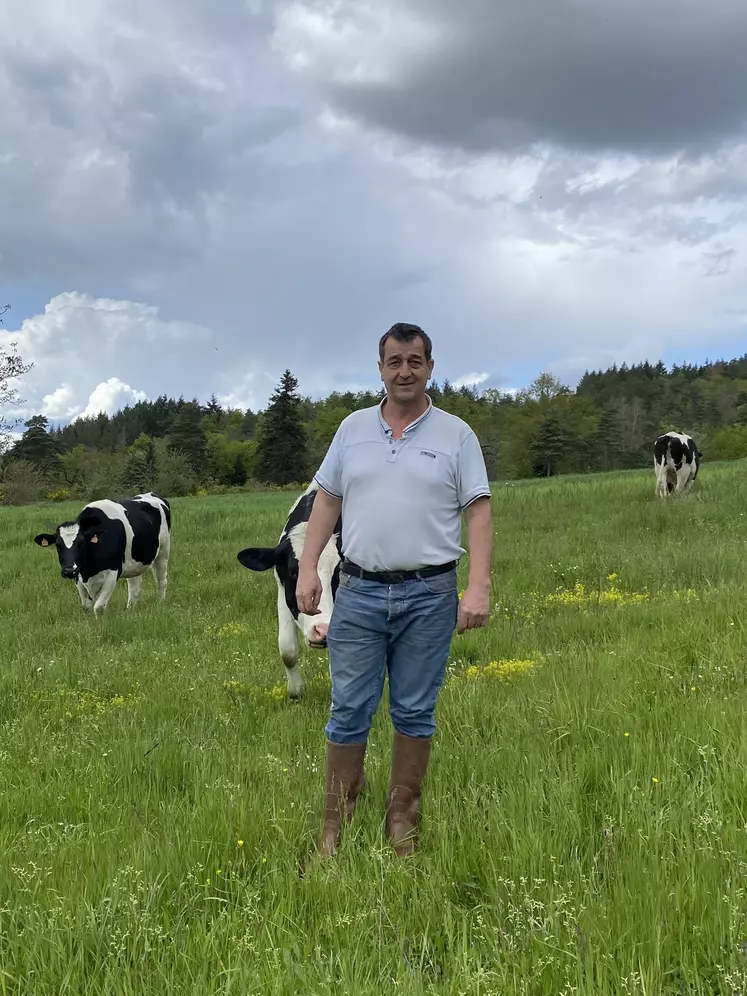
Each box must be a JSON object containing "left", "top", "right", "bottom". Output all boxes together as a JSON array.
[
  {"left": 237, "top": 525, "right": 341, "bottom": 649},
  {"left": 34, "top": 510, "right": 103, "bottom": 580}
]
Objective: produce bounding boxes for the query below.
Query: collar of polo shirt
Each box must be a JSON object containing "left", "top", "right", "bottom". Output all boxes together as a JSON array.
[{"left": 377, "top": 394, "right": 434, "bottom": 436}]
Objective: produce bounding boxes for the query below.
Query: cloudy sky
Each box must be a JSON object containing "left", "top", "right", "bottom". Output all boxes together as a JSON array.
[{"left": 2, "top": 0, "right": 747, "bottom": 425}]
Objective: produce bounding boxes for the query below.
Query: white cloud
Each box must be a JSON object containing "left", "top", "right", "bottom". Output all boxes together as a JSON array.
[
  {"left": 0, "top": 292, "right": 224, "bottom": 423},
  {"left": 453, "top": 372, "right": 490, "bottom": 389},
  {"left": 216, "top": 372, "right": 263, "bottom": 413},
  {"left": 272, "top": 2, "right": 443, "bottom": 83},
  {"left": 72, "top": 378, "right": 147, "bottom": 421},
  {"left": 40, "top": 385, "right": 78, "bottom": 420}
]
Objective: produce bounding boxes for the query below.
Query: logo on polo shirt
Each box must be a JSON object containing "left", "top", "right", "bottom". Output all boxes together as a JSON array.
[{"left": 420, "top": 450, "right": 436, "bottom": 459}]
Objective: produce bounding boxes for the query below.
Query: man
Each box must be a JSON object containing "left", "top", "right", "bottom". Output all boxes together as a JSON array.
[{"left": 297, "top": 322, "right": 493, "bottom": 859}]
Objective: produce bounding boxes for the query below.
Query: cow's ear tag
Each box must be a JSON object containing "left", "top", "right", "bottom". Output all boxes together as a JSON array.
[
  {"left": 90, "top": 534, "right": 99, "bottom": 544},
  {"left": 40, "top": 538, "right": 49, "bottom": 547}
]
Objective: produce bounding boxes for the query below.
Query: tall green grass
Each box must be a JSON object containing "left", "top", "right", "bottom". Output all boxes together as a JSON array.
[{"left": 1, "top": 463, "right": 746, "bottom": 994}]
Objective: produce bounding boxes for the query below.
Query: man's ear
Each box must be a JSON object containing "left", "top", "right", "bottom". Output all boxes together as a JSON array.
[{"left": 34, "top": 533, "right": 57, "bottom": 547}]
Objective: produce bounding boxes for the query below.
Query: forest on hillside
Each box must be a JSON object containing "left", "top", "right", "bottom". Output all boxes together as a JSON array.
[{"left": 3, "top": 348, "right": 747, "bottom": 506}]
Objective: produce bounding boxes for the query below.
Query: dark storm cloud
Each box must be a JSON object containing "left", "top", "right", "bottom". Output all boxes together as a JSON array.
[
  {"left": 278, "top": 0, "right": 747, "bottom": 156},
  {"left": 3, "top": 0, "right": 747, "bottom": 421}
]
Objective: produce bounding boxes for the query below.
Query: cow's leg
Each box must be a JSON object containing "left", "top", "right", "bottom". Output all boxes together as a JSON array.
[
  {"left": 675, "top": 462, "right": 692, "bottom": 494},
  {"left": 92, "top": 570, "right": 119, "bottom": 617},
  {"left": 77, "top": 578, "right": 94, "bottom": 613},
  {"left": 277, "top": 584, "right": 302, "bottom": 699},
  {"left": 126, "top": 574, "right": 144, "bottom": 609},
  {"left": 654, "top": 461, "right": 668, "bottom": 498},
  {"left": 151, "top": 540, "right": 170, "bottom": 600}
]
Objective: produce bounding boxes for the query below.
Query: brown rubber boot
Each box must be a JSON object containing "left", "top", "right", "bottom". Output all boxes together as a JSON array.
[
  {"left": 385, "top": 731, "right": 432, "bottom": 857},
  {"left": 317, "top": 740, "right": 367, "bottom": 858}
]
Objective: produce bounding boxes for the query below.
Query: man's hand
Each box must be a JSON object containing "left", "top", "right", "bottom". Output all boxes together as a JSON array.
[
  {"left": 297, "top": 567, "right": 322, "bottom": 616},
  {"left": 457, "top": 584, "right": 490, "bottom": 633}
]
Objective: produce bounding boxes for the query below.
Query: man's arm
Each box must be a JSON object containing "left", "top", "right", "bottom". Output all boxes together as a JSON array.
[
  {"left": 455, "top": 426, "right": 493, "bottom": 633},
  {"left": 299, "top": 489, "right": 342, "bottom": 573},
  {"left": 465, "top": 495, "right": 493, "bottom": 590},
  {"left": 296, "top": 489, "right": 343, "bottom": 616},
  {"left": 297, "top": 417, "right": 346, "bottom": 615},
  {"left": 457, "top": 496, "right": 493, "bottom": 634}
]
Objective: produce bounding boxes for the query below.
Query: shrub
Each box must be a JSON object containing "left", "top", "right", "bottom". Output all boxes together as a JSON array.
[{"left": 0, "top": 459, "right": 46, "bottom": 506}]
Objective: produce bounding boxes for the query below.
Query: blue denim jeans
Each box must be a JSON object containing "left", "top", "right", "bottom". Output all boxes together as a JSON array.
[{"left": 324, "top": 566, "right": 459, "bottom": 744}]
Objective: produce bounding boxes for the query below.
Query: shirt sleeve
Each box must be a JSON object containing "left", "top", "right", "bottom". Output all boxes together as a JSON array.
[
  {"left": 457, "top": 428, "right": 491, "bottom": 509},
  {"left": 313, "top": 422, "right": 345, "bottom": 499}
]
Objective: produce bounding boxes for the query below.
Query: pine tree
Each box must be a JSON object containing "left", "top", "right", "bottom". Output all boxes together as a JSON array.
[
  {"left": 123, "top": 434, "right": 159, "bottom": 491},
  {"left": 242, "top": 409, "right": 257, "bottom": 438},
  {"left": 123, "top": 450, "right": 149, "bottom": 492},
  {"left": 166, "top": 402, "right": 208, "bottom": 474},
  {"left": 735, "top": 391, "right": 747, "bottom": 426},
  {"left": 595, "top": 406, "right": 624, "bottom": 471},
  {"left": 144, "top": 437, "right": 157, "bottom": 482},
  {"left": 203, "top": 394, "right": 225, "bottom": 433},
  {"left": 9, "top": 415, "right": 60, "bottom": 468},
  {"left": 229, "top": 452, "right": 248, "bottom": 486},
  {"left": 255, "top": 370, "right": 308, "bottom": 485},
  {"left": 530, "top": 414, "right": 576, "bottom": 477}
]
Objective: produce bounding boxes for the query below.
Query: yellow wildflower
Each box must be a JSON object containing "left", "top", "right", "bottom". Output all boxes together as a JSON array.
[
  {"left": 462, "top": 659, "right": 536, "bottom": 681},
  {"left": 544, "top": 577, "right": 648, "bottom": 608},
  {"left": 207, "top": 621, "right": 249, "bottom": 638}
]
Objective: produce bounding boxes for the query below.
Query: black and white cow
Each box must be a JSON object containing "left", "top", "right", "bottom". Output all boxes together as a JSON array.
[
  {"left": 237, "top": 482, "right": 342, "bottom": 699},
  {"left": 34, "top": 492, "right": 172, "bottom": 616},
  {"left": 654, "top": 432, "right": 701, "bottom": 498}
]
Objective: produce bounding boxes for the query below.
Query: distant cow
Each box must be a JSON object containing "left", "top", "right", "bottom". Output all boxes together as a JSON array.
[
  {"left": 654, "top": 432, "right": 701, "bottom": 498},
  {"left": 237, "top": 482, "right": 342, "bottom": 699},
  {"left": 34, "top": 492, "right": 171, "bottom": 616}
]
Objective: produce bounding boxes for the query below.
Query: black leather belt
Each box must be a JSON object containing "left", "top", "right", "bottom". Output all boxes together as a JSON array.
[{"left": 341, "top": 559, "right": 457, "bottom": 584}]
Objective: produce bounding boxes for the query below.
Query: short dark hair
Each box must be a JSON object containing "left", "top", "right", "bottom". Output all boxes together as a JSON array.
[{"left": 378, "top": 322, "right": 432, "bottom": 362}]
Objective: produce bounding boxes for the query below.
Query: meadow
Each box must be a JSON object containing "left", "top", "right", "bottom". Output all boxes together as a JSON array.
[{"left": 1, "top": 463, "right": 747, "bottom": 994}]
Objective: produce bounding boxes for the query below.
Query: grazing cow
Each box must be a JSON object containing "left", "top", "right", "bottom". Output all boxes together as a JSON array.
[
  {"left": 34, "top": 492, "right": 171, "bottom": 616},
  {"left": 237, "top": 482, "right": 342, "bottom": 699},
  {"left": 654, "top": 432, "right": 701, "bottom": 498}
]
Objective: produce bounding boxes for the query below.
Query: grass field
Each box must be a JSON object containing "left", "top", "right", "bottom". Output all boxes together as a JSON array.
[{"left": 2, "top": 463, "right": 747, "bottom": 994}]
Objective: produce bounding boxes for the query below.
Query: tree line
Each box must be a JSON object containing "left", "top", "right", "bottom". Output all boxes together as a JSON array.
[{"left": 3, "top": 342, "right": 747, "bottom": 506}]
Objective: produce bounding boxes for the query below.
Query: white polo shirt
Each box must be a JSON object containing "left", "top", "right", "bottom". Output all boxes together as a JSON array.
[{"left": 313, "top": 396, "right": 491, "bottom": 572}]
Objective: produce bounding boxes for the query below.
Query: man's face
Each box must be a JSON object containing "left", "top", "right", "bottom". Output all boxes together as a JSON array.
[{"left": 378, "top": 335, "right": 434, "bottom": 405}]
